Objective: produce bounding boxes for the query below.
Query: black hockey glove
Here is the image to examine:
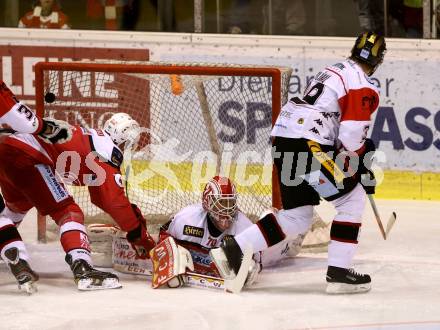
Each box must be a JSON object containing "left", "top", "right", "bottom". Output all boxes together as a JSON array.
[
  {"left": 358, "top": 138, "right": 376, "bottom": 175},
  {"left": 360, "top": 169, "right": 376, "bottom": 195},
  {"left": 38, "top": 118, "right": 72, "bottom": 144}
]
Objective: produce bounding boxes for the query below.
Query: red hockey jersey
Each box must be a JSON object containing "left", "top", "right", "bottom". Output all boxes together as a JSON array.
[
  {"left": 271, "top": 59, "right": 380, "bottom": 152},
  {"left": 3, "top": 126, "right": 139, "bottom": 232}
]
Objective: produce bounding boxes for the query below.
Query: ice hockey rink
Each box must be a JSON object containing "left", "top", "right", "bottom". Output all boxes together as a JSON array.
[{"left": 1, "top": 199, "right": 439, "bottom": 330}]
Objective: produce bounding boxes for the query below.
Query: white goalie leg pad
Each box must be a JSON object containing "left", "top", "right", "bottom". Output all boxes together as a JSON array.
[
  {"left": 244, "top": 259, "right": 261, "bottom": 287},
  {"left": 277, "top": 205, "right": 314, "bottom": 239},
  {"left": 112, "top": 230, "right": 152, "bottom": 276},
  {"left": 87, "top": 224, "right": 118, "bottom": 268}
]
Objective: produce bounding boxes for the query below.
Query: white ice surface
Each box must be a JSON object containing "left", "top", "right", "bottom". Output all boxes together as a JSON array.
[{"left": 1, "top": 200, "right": 440, "bottom": 330}]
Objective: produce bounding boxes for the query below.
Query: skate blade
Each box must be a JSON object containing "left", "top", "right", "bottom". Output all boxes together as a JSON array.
[
  {"left": 326, "top": 282, "right": 371, "bottom": 294},
  {"left": 19, "top": 281, "right": 38, "bottom": 295},
  {"left": 77, "top": 278, "right": 122, "bottom": 291}
]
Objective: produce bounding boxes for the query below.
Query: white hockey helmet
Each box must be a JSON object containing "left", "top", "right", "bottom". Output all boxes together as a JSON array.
[
  {"left": 202, "top": 176, "right": 238, "bottom": 231},
  {"left": 103, "top": 113, "right": 140, "bottom": 148}
]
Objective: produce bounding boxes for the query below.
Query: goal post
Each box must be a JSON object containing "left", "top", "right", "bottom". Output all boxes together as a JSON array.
[{"left": 34, "top": 61, "right": 292, "bottom": 243}]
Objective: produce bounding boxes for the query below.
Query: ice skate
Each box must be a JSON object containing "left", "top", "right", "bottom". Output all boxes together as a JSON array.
[
  {"left": 326, "top": 266, "right": 371, "bottom": 294},
  {"left": 66, "top": 255, "right": 122, "bottom": 291},
  {"left": 4, "top": 247, "right": 39, "bottom": 294}
]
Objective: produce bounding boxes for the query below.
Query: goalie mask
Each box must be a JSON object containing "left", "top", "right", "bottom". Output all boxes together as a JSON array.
[
  {"left": 103, "top": 113, "right": 140, "bottom": 149},
  {"left": 202, "top": 176, "right": 238, "bottom": 231},
  {"left": 350, "top": 31, "right": 386, "bottom": 76}
]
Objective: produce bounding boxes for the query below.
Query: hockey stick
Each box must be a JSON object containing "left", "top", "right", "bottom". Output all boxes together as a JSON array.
[
  {"left": 385, "top": 211, "right": 397, "bottom": 238},
  {"left": 367, "top": 194, "right": 397, "bottom": 240},
  {"left": 367, "top": 194, "right": 386, "bottom": 240}
]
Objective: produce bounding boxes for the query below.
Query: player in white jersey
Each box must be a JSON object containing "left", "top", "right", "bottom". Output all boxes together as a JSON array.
[
  {"left": 209, "top": 32, "right": 387, "bottom": 294},
  {"left": 153, "top": 176, "right": 303, "bottom": 287}
]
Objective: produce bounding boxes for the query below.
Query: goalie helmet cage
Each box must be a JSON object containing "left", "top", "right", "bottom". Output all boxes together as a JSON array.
[{"left": 34, "top": 61, "right": 292, "bottom": 243}]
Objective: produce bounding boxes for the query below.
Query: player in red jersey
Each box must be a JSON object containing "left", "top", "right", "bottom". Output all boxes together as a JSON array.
[
  {"left": 0, "top": 80, "right": 71, "bottom": 143},
  {"left": 210, "top": 32, "right": 387, "bottom": 294},
  {"left": 0, "top": 80, "right": 72, "bottom": 249},
  {"left": 0, "top": 113, "right": 155, "bottom": 293}
]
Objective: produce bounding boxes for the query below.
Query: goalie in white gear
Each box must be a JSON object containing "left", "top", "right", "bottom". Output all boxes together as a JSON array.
[{"left": 152, "top": 176, "right": 305, "bottom": 288}]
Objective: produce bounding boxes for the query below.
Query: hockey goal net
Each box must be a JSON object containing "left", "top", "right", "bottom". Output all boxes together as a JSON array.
[{"left": 34, "top": 61, "right": 293, "bottom": 242}]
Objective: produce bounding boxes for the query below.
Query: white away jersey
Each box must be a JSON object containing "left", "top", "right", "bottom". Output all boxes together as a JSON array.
[
  {"left": 166, "top": 203, "right": 253, "bottom": 249},
  {"left": 271, "top": 59, "right": 380, "bottom": 151}
]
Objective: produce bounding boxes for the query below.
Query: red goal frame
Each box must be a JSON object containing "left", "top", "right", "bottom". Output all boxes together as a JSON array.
[{"left": 34, "top": 61, "right": 284, "bottom": 242}]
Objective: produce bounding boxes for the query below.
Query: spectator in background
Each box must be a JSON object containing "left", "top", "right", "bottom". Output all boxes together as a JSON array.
[
  {"left": 225, "top": 0, "right": 254, "bottom": 34},
  {"left": 18, "top": 0, "right": 70, "bottom": 29},
  {"left": 150, "top": 0, "right": 176, "bottom": 32},
  {"left": 387, "top": 0, "right": 406, "bottom": 37},
  {"left": 268, "top": 0, "right": 306, "bottom": 35},
  {"left": 86, "top": 0, "right": 120, "bottom": 30},
  {"left": 401, "top": 0, "right": 423, "bottom": 38},
  {"left": 354, "top": 0, "right": 384, "bottom": 35},
  {"left": 121, "top": 0, "right": 140, "bottom": 30}
]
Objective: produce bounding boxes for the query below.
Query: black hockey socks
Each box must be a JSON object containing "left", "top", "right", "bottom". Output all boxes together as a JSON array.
[
  {"left": 330, "top": 221, "right": 361, "bottom": 244},
  {"left": 256, "top": 213, "right": 286, "bottom": 247}
]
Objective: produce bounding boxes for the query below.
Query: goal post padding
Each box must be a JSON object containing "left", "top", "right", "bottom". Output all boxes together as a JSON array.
[{"left": 34, "top": 61, "right": 293, "bottom": 242}]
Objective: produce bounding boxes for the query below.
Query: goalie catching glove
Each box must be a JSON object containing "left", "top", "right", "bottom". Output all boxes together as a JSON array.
[
  {"left": 38, "top": 118, "right": 73, "bottom": 144},
  {"left": 126, "top": 204, "right": 156, "bottom": 259}
]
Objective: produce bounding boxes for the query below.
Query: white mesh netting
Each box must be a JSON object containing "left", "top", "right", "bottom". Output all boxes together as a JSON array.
[{"left": 39, "top": 61, "right": 293, "bottom": 233}]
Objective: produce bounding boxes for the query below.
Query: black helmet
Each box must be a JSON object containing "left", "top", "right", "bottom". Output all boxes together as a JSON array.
[{"left": 351, "top": 32, "right": 386, "bottom": 75}]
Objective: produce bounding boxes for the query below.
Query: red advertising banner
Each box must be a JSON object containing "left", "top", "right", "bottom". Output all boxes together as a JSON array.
[{"left": 0, "top": 45, "right": 149, "bottom": 128}]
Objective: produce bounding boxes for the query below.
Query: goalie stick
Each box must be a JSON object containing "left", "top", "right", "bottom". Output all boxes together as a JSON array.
[{"left": 367, "top": 194, "right": 397, "bottom": 240}]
